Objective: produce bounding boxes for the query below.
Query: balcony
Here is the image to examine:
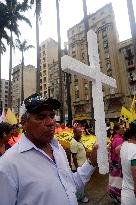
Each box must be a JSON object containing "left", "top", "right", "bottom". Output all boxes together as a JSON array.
[
  {"left": 104, "top": 92, "right": 123, "bottom": 100},
  {"left": 127, "top": 64, "right": 135, "bottom": 71},
  {"left": 129, "top": 79, "right": 136, "bottom": 85}
]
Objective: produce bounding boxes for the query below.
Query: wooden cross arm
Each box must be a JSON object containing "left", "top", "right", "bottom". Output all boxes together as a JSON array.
[
  {"left": 61, "top": 55, "right": 96, "bottom": 82},
  {"left": 100, "top": 73, "right": 117, "bottom": 88},
  {"left": 61, "top": 55, "right": 117, "bottom": 89}
]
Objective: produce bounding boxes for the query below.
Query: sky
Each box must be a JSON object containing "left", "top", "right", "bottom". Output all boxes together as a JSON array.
[{"left": 1, "top": 0, "right": 136, "bottom": 80}]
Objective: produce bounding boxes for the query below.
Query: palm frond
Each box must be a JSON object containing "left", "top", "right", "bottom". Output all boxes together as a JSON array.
[
  {"left": 17, "top": 15, "right": 32, "bottom": 27},
  {"left": 24, "top": 44, "right": 34, "bottom": 51},
  {"left": 15, "top": 39, "right": 34, "bottom": 52},
  {"left": 30, "top": 0, "right": 42, "bottom": 17}
]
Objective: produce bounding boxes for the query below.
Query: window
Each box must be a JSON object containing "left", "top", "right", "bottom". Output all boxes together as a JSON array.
[
  {"left": 85, "top": 95, "right": 89, "bottom": 100},
  {"left": 44, "top": 84, "right": 46, "bottom": 90},
  {"left": 129, "top": 72, "right": 133, "bottom": 81},
  {"left": 44, "top": 77, "right": 46, "bottom": 82},
  {"left": 85, "top": 83, "right": 88, "bottom": 89},
  {"left": 102, "top": 30, "right": 107, "bottom": 38},
  {"left": 107, "top": 63, "right": 111, "bottom": 70},
  {"left": 103, "top": 40, "right": 108, "bottom": 49},
  {"left": 75, "top": 90, "right": 79, "bottom": 98},
  {"left": 128, "top": 59, "right": 133, "bottom": 65},
  {"left": 75, "top": 85, "right": 79, "bottom": 91},
  {"left": 44, "top": 91, "right": 47, "bottom": 97},
  {"left": 43, "top": 70, "right": 46, "bottom": 75},
  {"left": 126, "top": 49, "right": 132, "bottom": 57},
  {"left": 105, "top": 52, "right": 110, "bottom": 59},
  {"left": 42, "top": 45, "right": 45, "bottom": 49},
  {"left": 81, "top": 52, "right": 85, "bottom": 59},
  {"left": 110, "top": 88, "right": 115, "bottom": 94}
]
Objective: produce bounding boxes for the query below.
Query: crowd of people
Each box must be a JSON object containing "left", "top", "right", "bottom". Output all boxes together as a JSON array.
[
  {"left": 106, "top": 121, "right": 136, "bottom": 205},
  {"left": 0, "top": 93, "right": 136, "bottom": 205}
]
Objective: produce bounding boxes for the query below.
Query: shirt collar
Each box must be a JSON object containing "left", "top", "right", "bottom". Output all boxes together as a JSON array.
[{"left": 18, "top": 133, "right": 59, "bottom": 153}]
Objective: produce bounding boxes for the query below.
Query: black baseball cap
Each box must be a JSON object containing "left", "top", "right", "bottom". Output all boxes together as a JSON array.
[{"left": 24, "top": 93, "right": 61, "bottom": 113}]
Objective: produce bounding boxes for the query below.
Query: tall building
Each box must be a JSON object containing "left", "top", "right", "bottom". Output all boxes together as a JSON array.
[
  {"left": 119, "top": 38, "right": 136, "bottom": 96},
  {"left": 48, "top": 61, "right": 67, "bottom": 120},
  {"left": 12, "top": 64, "right": 36, "bottom": 113},
  {"left": 1, "top": 79, "right": 9, "bottom": 110},
  {"left": 67, "top": 3, "right": 130, "bottom": 121},
  {"left": 40, "top": 38, "right": 58, "bottom": 97}
]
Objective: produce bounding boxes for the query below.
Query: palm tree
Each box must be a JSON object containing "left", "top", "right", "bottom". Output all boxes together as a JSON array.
[
  {"left": 56, "top": 0, "right": 64, "bottom": 123},
  {"left": 16, "top": 39, "right": 34, "bottom": 104},
  {"left": 3, "top": 0, "right": 31, "bottom": 108},
  {"left": 127, "top": 0, "right": 136, "bottom": 68},
  {"left": 0, "top": 1, "right": 11, "bottom": 113},
  {"left": 30, "top": 0, "right": 41, "bottom": 94}
]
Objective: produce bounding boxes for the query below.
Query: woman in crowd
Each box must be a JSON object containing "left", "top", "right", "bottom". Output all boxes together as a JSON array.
[
  {"left": 120, "top": 120, "right": 136, "bottom": 205},
  {"left": 0, "top": 122, "right": 13, "bottom": 156},
  {"left": 107, "top": 123, "right": 125, "bottom": 203}
]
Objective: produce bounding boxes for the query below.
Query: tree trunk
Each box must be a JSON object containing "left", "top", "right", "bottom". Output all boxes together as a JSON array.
[
  {"left": 56, "top": 0, "right": 64, "bottom": 123},
  {"left": 64, "top": 45, "right": 72, "bottom": 126},
  {"left": 82, "top": 0, "right": 94, "bottom": 120},
  {"left": 127, "top": 0, "right": 136, "bottom": 68},
  {"left": 21, "top": 51, "right": 24, "bottom": 104},
  {"left": 0, "top": 41, "right": 2, "bottom": 114},
  {"left": 8, "top": 31, "right": 12, "bottom": 109},
  {"left": 66, "top": 73, "right": 72, "bottom": 127},
  {"left": 36, "top": 12, "right": 40, "bottom": 94}
]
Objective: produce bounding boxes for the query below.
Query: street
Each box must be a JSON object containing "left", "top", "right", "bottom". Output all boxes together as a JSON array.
[{"left": 79, "top": 168, "right": 117, "bottom": 205}]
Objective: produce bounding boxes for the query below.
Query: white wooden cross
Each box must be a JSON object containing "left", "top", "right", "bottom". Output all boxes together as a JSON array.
[{"left": 61, "top": 30, "right": 117, "bottom": 174}]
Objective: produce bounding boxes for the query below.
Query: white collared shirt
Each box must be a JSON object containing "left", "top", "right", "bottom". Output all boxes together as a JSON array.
[{"left": 0, "top": 133, "right": 95, "bottom": 205}]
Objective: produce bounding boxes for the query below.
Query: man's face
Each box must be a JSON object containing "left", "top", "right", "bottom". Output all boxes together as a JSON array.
[
  {"left": 74, "top": 127, "right": 82, "bottom": 139},
  {"left": 24, "top": 108, "right": 55, "bottom": 147}
]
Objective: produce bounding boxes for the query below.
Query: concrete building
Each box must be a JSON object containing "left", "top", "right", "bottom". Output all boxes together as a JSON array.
[
  {"left": 1, "top": 79, "right": 9, "bottom": 110},
  {"left": 119, "top": 38, "right": 136, "bottom": 96},
  {"left": 40, "top": 38, "right": 58, "bottom": 97},
  {"left": 67, "top": 3, "right": 130, "bottom": 121},
  {"left": 12, "top": 64, "right": 36, "bottom": 113},
  {"left": 48, "top": 61, "right": 68, "bottom": 120}
]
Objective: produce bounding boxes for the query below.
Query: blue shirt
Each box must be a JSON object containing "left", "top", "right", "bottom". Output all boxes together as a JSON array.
[{"left": 0, "top": 133, "right": 95, "bottom": 205}]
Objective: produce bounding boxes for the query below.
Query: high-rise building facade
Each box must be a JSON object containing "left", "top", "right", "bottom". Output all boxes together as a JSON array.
[
  {"left": 48, "top": 61, "right": 68, "bottom": 120},
  {"left": 40, "top": 38, "right": 58, "bottom": 97},
  {"left": 67, "top": 3, "right": 130, "bottom": 120},
  {"left": 119, "top": 38, "right": 136, "bottom": 96},
  {"left": 12, "top": 64, "right": 36, "bottom": 113},
  {"left": 1, "top": 79, "right": 9, "bottom": 111}
]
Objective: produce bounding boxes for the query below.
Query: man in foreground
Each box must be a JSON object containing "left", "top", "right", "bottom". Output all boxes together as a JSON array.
[{"left": 0, "top": 93, "right": 98, "bottom": 205}]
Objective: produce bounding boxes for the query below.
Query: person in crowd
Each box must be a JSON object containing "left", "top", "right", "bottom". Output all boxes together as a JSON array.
[
  {"left": 8, "top": 124, "right": 21, "bottom": 146},
  {"left": 70, "top": 126, "right": 89, "bottom": 203},
  {"left": 0, "top": 122, "right": 13, "bottom": 156},
  {"left": 83, "top": 122, "right": 91, "bottom": 136},
  {"left": 120, "top": 120, "right": 136, "bottom": 205},
  {"left": 0, "top": 93, "right": 98, "bottom": 205},
  {"left": 107, "top": 123, "right": 125, "bottom": 203},
  {"left": 106, "top": 122, "right": 112, "bottom": 138}
]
